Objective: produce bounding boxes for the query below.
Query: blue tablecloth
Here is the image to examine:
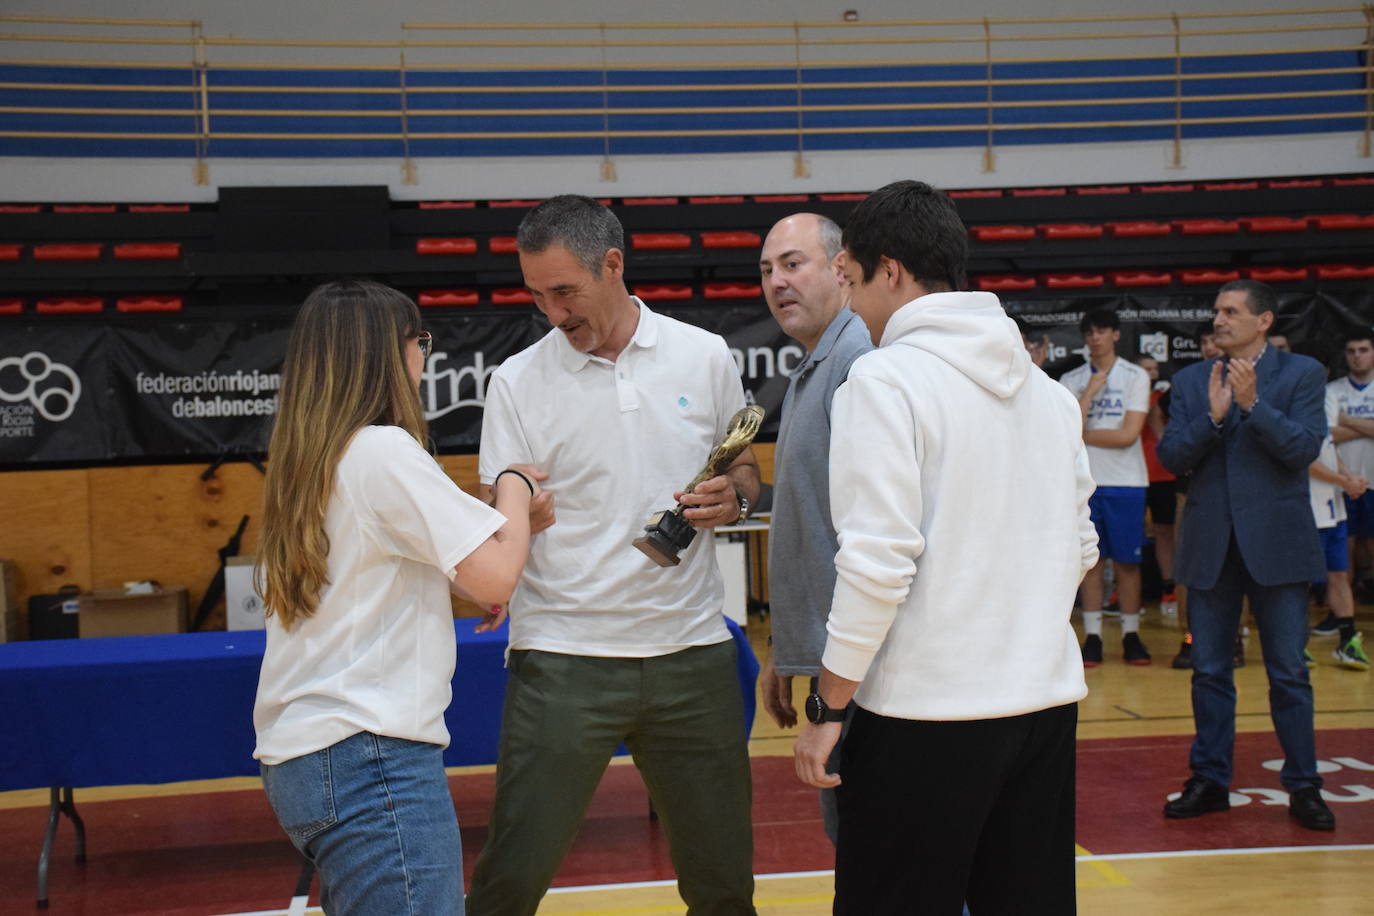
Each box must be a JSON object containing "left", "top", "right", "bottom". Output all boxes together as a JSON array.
[{"left": 0, "top": 618, "right": 757, "bottom": 792}]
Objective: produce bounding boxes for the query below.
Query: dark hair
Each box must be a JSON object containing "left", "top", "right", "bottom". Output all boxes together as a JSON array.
[
  {"left": 841, "top": 180, "right": 967, "bottom": 292},
  {"left": 516, "top": 195, "right": 625, "bottom": 275},
  {"left": 1218, "top": 279, "right": 1277, "bottom": 316},
  {"left": 1079, "top": 308, "right": 1120, "bottom": 334},
  {"left": 1197, "top": 326, "right": 1217, "bottom": 344},
  {"left": 1344, "top": 327, "right": 1374, "bottom": 347}
]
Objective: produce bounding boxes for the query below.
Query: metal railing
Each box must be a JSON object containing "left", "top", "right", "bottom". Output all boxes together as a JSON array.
[{"left": 0, "top": 7, "right": 1369, "bottom": 185}]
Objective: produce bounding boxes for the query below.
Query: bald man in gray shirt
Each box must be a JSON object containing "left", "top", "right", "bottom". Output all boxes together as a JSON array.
[{"left": 759, "top": 212, "right": 873, "bottom": 842}]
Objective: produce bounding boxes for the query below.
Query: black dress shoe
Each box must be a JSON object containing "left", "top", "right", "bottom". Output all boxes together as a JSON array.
[
  {"left": 1164, "top": 776, "right": 1230, "bottom": 819},
  {"left": 1289, "top": 786, "right": 1335, "bottom": 831}
]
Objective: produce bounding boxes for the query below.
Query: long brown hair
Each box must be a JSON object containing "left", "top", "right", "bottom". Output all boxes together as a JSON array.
[{"left": 257, "top": 279, "right": 427, "bottom": 629}]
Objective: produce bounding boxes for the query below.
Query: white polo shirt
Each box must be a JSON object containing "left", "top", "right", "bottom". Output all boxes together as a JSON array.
[
  {"left": 479, "top": 300, "right": 741, "bottom": 657},
  {"left": 254, "top": 425, "right": 505, "bottom": 765},
  {"left": 1312, "top": 388, "right": 1348, "bottom": 529},
  {"left": 1328, "top": 375, "right": 1374, "bottom": 481},
  {"left": 1059, "top": 357, "right": 1150, "bottom": 487}
]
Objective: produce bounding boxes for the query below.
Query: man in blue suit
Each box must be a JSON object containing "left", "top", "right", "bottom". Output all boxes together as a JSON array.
[{"left": 1157, "top": 279, "right": 1335, "bottom": 831}]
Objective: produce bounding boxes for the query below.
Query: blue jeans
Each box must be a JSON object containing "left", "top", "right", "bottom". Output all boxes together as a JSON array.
[
  {"left": 1187, "top": 539, "right": 1321, "bottom": 791},
  {"left": 261, "top": 731, "right": 464, "bottom": 915}
]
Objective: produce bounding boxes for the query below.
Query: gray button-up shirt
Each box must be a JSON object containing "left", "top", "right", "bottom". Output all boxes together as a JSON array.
[{"left": 768, "top": 308, "right": 874, "bottom": 676}]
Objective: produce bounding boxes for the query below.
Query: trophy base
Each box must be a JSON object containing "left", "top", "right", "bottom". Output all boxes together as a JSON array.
[{"left": 633, "top": 510, "right": 698, "bottom": 568}]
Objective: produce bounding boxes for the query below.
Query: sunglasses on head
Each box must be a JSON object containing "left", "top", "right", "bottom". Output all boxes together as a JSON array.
[{"left": 415, "top": 329, "right": 432, "bottom": 358}]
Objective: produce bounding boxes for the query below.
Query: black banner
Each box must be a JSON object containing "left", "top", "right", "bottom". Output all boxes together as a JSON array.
[{"left": 4, "top": 290, "right": 1372, "bottom": 466}]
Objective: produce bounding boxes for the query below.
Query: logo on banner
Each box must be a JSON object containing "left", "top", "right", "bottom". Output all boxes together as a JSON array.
[
  {"left": 421, "top": 351, "right": 500, "bottom": 421},
  {"left": 0, "top": 352, "right": 82, "bottom": 438},
  {"left": 1138, "top": 332, "right": 1169, "bottom": 361}
]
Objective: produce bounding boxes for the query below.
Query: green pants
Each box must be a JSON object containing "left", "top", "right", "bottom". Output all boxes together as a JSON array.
[{"left": 465, "top": 640, "right": 756, "bottom": 916}]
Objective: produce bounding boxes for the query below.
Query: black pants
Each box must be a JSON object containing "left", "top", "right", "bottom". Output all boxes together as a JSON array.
[{"left": 834, "top": 703, "right": 1078, "bottom": 916}]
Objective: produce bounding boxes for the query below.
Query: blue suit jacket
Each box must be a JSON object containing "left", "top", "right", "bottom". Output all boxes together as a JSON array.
[{"left": 1157, "top": 348, "right": 1326, "bottom": 590}]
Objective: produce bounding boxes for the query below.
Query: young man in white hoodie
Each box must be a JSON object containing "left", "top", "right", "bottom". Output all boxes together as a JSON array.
[{"left": 794, "top": 180, "right": 1097, "bottom": 914}]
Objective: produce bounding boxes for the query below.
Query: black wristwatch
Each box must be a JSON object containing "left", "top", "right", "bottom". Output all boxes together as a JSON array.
[{"left": 805, "top": 693, "right": 846, "bottom": 724}]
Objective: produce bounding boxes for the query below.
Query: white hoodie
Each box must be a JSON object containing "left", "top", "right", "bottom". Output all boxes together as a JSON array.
[{"left": 823, "top": 291, "right": 1096, "bottom": 720}]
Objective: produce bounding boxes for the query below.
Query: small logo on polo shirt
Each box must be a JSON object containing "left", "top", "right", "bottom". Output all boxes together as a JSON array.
[{"left": 678, "top": 396, "right": 690, "bottom": 409}]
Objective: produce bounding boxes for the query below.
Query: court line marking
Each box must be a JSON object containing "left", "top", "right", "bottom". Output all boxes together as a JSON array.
[{"left": 209, "top": 847, "right": 1374, "bottom": 916}]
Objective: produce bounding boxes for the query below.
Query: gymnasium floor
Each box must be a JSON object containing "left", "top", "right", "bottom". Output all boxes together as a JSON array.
[{"left": 2, "top": 606, "right": 1370, "bottom": 915}]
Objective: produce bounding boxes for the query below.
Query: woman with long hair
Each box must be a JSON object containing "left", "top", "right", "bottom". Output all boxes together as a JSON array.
[{"left": 253, "top": 279, "right": 537, "bottom": 915}]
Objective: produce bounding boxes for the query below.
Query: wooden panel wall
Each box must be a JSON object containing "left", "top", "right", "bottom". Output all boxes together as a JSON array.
[{"left": 0, "top": 442, "right": 775, "bottom": 633}]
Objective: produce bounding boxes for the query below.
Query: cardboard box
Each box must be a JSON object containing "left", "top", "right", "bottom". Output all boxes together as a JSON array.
[
  {"left": 225, "top": 556, "right": 266, "bottom": 631},
  {"left": 0, "top": 559, "right": 22, "bottom": 643},
  {"left": 79, "top": 586, "right": 189, "bottom": 638}
]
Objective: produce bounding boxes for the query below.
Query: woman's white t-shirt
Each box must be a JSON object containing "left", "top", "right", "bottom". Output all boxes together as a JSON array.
[{"left": 254, "top": 425, "right": 505, "bottom": 766}]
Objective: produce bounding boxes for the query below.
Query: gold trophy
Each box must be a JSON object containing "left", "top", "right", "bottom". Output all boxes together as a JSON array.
[{"left": 633, "top": 405, "right": 766, "bottom": 567}]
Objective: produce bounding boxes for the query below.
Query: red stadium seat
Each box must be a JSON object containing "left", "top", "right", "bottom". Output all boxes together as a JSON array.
[
  {"left": 37, "top": 297, "right": 103, "bottom": 314},
  {"left": 418, "top": 289, "right": 479, "bottom": 307},
  {"left": 687, "top": 196, "right": 745, "bottom": 204},
  {"left": 633, "top": 284, "right": 694, "bottom": 301},
  {"left": 948, "top": 189, "right": 1002, "bottom": 199},
  {"left": 623, "top": 197, "right": 679, "bottom": 205},
  {"left": 490, "top": 288, "right": 534, "bottom": 305},
  {"left": 1038, "top": 223, "right": 1104, "bottom": 240},
  {"left": 1178, "top": 269, "right": 1240, "bottom": 285},
  {"left": 631, "top": 233, "right": 692, "bottom": 250},
  {"left": 33, "top": 243, "right": 102, "bottom": 261},
  {"left": 489, "top": 199, "right": 541, "bottom": 208},
  {"left": 1045, "top": 273, "right": 1105, "bottom": 289},
  {"left": 417, "top": 200, "right": 476, "bottom": 209},
  {"left": 0, "top": 204, "right": 41, "bottom": 213},
  {"left": 416, "top": 237, "right": 477, "bottom": 256},
  {"left": 971, "top": 225, "right": 1035, "bottom": 242},
  {"left": 752, "top": 194, "right": 808, "bottom": 203},
  {"left": 489, "top": 236, "right": 519, "bottom": 254},
  {"left": 703, "top": 282, "right": 762, "bottom": 299},
  {"left": 700, "top": 231, "right": 761, "bottom": 249},
  {"left": 975, "top": 275, "right": 1036, "bottom": 291},
  {"left": 1203, "top": 181, "right": 1259, "bottom": 191},
  {"left": 128, "top": 204, "right": 190, "bottom": 213},
  {"left": 1011, "top": 187, "right": 1066, "bottom": 197},
  {"left": 1316, "top": 264, "right": 1374, "bottom": 280},
  {"left": 818, "top": 193, "right": 868, "bottom": 201},
  {"left": 0, "top": 298, "right": 22, "bottom": 315},
  {"left": 1332, "top": 177, "right": 1374, "bottom": 187},
  {"left": 1241, "top": 216, "right": 1309, "bottom": 234},
  {"left": 1075, "top": 186, "right": 1131, "bottom": 195},
  {"left": 53, "top": 204, "right": 115, "bottom": 213},
  {"left": 0, "top": 244, "right": 20, "bottom": 261},
  {"left": 1139, "top": 183, "right": 1195, "bottom": 193},
  {"left": 1110, "top": 271, "right": 1172, "bottom": 287},
  {"left": 1175, "top": 219, "right": 1240, "bottom": 236},
  {"left": 114, "top": 242, "right": 181, "bottom": 260},
  {"left": 1312, "top": 214, "right": 1374, "bottom": 231},
  {"left": 1265, "top": 178, "right": 1323, "bottom": 189},
  {"left": 117, "top": 296, "right": 183, "bottom": 313},
  {"left": 1108, "top": 221, "right": 1171, "bottom": 237},
  {"left": 1245, "top": 266, "right": 1309, "bottom": 283}
]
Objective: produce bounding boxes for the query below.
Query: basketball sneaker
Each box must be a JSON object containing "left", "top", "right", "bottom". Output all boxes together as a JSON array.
[
  {"left": 1312, "top": 611, "right": 1340, "bottom": 636},
  {"left": 1172, "top": 634, "right": 1193, "bottom": 669},
  {"left": 1334, "top": 632, "right": 1370, "bottom": 671},
  {"left": 1082, "top": 634, "right": 1103, "bottom": 667},
  {"left": 1123, "top": 632, "right": 1152, "bottom": 665},
  {"left": 1160, "top": 588, "right": 1178, "bottom": 617}
]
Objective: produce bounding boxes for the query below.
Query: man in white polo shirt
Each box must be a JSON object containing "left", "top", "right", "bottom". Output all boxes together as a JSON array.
[
  {"left": 1059, "top": 308, "right": 1152, "bottom": 666},
  {"left": 467, "top": 195, "right": 761, "bottom": 916}
]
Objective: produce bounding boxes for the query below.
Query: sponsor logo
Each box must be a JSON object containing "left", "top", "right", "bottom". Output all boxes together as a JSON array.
[
  {"left": 0, "top": 352, "right": 81, "bottom": 429},
  {"left": 1139, "top": 332, "right": 1169, "bottom": 361}
]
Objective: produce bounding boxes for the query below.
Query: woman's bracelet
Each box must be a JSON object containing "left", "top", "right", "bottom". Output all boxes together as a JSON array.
[{"left": 494, "top": 468, "right": 535, "bottom": 497}]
